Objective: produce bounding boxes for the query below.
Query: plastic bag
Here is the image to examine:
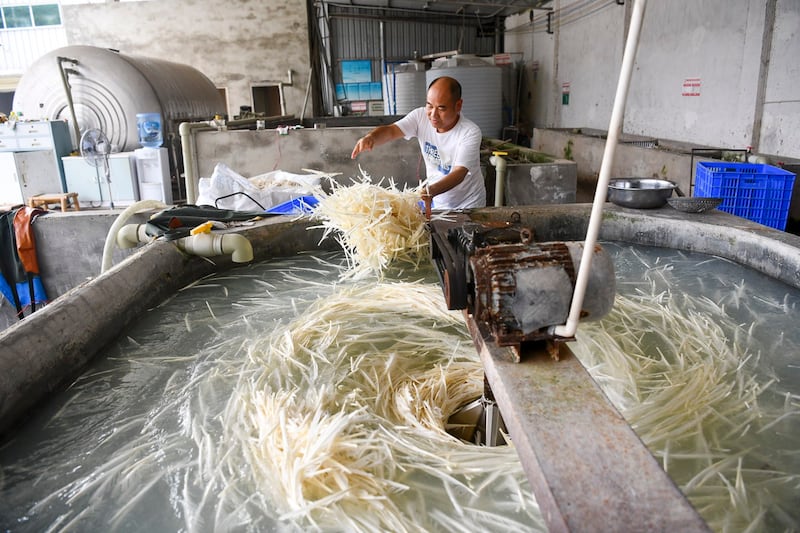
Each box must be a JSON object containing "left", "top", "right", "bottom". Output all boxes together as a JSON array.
[{"left": 196, "top": 163, "right": 322, "bottom": 211}]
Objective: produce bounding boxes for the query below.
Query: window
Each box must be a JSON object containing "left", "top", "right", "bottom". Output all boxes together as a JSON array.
[
  {"left": 2, "top": 6, "right": 32, "bottom": 28},
  {"left": 32, "top": 4, "right": 61, "bottom": 26},
  {"left": 1, "top": 4, "right": 61, "bottom": 29}
]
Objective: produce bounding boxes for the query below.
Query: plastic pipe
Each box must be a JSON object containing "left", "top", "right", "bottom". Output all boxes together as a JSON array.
[
  {"left": 489, "top": 151, "right": 508, "bottom": 207},
  {"left": 179, "top": 117, "right": 295, "bottom": 204},
  {"left": 117, "top": 223, "right": 150, "bottom": 249},
  {"left": 175, "top": 232, "right": 254, "bottom": 263},
  {"left": 179, "top": 120, "right": 214, "bottom": 204},
  {"left": 552, "top": 0, "right": 648, "bottom": 339},
  {"left": 101, "top": 199, "right": 167, "bottom": 273}
]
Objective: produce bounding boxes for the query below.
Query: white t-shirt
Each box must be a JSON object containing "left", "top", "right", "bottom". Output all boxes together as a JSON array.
[{"left": 394, "top": 107, "right": 486, "bottom": 210}]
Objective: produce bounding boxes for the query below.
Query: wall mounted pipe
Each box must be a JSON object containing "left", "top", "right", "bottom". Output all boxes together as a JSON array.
[
  {"left": 179, "top": 116, "right": 295, "bottom": 204},
  {"left": 552, "top": 0, "right": 648, "bottom": 339},
  {"left": 180, "top": 120, "right": 214, "bottom": 204},
  {"left": 489, "top": 150, "right": 508, "bottom": 207}
]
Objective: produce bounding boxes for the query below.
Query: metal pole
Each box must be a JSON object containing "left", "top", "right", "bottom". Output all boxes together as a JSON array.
[{"left": 56, "top": 56, "right": 81, "bottom": 150}]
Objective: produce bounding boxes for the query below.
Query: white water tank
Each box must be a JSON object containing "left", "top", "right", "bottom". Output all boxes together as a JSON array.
[
  {"left": 13, "top": 45, "right": 223, "bottom": 152},
  {"left": 383, "top": 61, "right": 427, "bottom": 115},
  {"left": 426, "top": 55, "right": 502, "bottom": 138}
]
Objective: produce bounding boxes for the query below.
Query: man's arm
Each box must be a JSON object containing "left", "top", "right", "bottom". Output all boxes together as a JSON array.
[
  {"left": 351, "top": 124, "right": 404, "bottom": 159},
  {"left": 422, "top": 166, "right": 469, "bottom": 198}
]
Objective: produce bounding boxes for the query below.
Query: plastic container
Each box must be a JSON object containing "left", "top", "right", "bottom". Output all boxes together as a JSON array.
[
  {"left": 265, "top": 196, "right": 318, "bottom": 215},
  {"left": 136, "top": 112, "right": 163, "bottom": 148},
  {"left": 695, "top": 162, "right": 796, "bottom": 230}
]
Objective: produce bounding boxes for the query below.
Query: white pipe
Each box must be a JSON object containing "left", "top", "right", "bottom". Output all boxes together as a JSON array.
[
  {"left": 179, "top": 120, "right": 214, "bottom": 204},
  {"left": 489, "top": 151, "right": 508, "bottom": 207},
  {"left": 101, "top": 199, "right": 167, "bottom": 273},
  {"left": 552, "top": 0, "right": 647, "bottom": 339},
  {"left": 175, "top": 232, "right": 254, "bottom": 263},
  {"left": 117, "top": 223, "right": 150, "bottom": 249}
]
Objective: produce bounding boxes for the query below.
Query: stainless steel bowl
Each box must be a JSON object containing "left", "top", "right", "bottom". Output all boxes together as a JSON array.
[{"left": 607, "top": 178, "right": 677, "bottom": 209}]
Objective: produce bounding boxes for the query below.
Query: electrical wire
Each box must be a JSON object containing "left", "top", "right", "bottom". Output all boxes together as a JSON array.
[{"left": 505, "top": 0, "right": 619, "bottom": 34}]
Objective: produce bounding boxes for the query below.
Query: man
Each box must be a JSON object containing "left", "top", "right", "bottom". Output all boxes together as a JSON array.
[{"left": 351, "top": 76, "right": 486, "bottom": 212}]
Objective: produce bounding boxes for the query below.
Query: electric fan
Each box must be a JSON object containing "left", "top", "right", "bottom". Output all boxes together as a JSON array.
[{"left": 79, "top": 128, "right": 114, "bottom": 209}]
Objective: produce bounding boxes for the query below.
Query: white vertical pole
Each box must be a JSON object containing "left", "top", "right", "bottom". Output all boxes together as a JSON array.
[{"left": 552, "top": 0, "right": 648, "bottom": 339}]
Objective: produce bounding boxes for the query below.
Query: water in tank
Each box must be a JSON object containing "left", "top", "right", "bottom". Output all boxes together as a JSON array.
[
  {"left": 426, "top": 55, "right": 502, "bottom": 138},
  {"left": 13, "top": 45, "right": 223, "bottom": 151},
  {"left": 382, "top": 61, "right": 427, "bottom": 115}
]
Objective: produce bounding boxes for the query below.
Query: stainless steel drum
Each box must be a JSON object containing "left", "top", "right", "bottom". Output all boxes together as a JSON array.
[{"left": 13, "top": 45, "right": 223, "bottom": 151}]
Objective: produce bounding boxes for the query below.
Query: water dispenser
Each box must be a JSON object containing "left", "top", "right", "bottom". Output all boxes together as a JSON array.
[
  {"left": 135, "top": 147, "right": 172, "bottom": 204},
  {"left": 136, "top": 113, "right": 162, "bottom": 148}
]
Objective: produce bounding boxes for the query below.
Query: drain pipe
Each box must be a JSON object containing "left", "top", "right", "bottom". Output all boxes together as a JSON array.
[
  {"left": 102, "top": 199, "right": 167, "bottom": 273},
  {"left": 117, "top": 220, "right": 254, "bottom": 264},
  {"left": 552, "top": 0, "right": 648, "bottom": 339},
  {"left": 489, "top": 151, "right": 508, "bottom": 207},
  {"left": 175, "top": 229, "right": 254, "bottom": 264},
  {"left": 56, "top": 56, "right": 81, "bottom": 148}
]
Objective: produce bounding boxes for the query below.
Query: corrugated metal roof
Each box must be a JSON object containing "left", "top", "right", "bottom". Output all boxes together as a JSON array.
[{"left": 320, "top": 0, "right": 551, "bottom": 19}]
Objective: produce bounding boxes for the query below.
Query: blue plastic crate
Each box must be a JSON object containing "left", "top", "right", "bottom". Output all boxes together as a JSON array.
[
  {"left": 695, "top": 162, "right": 796, "bottom": 230},
  {"left": 265, "top": 195, "right": 319, "bottom": 215}
]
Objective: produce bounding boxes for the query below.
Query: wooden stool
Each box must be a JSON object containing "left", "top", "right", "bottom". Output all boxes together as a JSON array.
[{"left": 27, "top": 192, "right": 81, "bottom": 212}]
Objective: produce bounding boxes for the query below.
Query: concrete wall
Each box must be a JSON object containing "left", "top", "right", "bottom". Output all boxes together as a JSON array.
[
  {"left": 193, "top": 126, "right": 425, "bottom": 190},
  {"left": 504, "top": 0, "right": 800, "bottom": 162},
  {"left": 48, "top": 0, "right": 799, "bottom": 163},
  {"left": 61, "top": 0, "right": 312, "bottom": 120},
  {"left": 190, "top": 126, "right": 578, "bottom": 208},
  {"left": 0, "top": 210, "right": 147, "bottom": 330},
  {"left": 532, "top": 128, "right": 707, "bottom": 200}
]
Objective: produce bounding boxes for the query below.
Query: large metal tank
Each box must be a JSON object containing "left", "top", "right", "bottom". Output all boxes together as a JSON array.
[
  {"left": 426, "top": 55, "right": 502, "bottom": 138},
  {"left": 13, "top": 45, "right": 223, "bottom": 151},
  {"left": 382, "top": 61, "right": 427, "bottom": 115}
]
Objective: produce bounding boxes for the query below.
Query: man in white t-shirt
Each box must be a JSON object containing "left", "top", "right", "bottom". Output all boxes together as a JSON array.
[{"left": 351, "top": 76, "right": 486, "bottom": 214}]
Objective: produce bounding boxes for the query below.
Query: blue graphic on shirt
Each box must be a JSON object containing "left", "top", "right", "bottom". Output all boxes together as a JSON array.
[{"left": 423, "top": 141, "right": 451, "bottom": 174}]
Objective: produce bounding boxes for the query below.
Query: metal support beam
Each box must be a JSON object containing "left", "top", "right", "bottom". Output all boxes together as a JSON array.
[{"left": 464, "top": 313, "right": 711, "bottom": 532}]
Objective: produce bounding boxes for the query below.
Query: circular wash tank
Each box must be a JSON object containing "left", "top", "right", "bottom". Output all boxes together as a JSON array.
[
  {"left": 426, "top": 54, "right": 502, "bottom": 138},
  {"left": 13, "top": 45, "right": 223, "bottom": 151}
]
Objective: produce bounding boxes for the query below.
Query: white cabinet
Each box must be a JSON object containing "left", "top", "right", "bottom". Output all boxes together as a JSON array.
[
  {"left": 0, "top": 120, "right": 73, "bottom": 206},
  {"left": 62, "top": 152, "right": 140, "bottom": 208},
  {"left": 0, "top": 151, "right": 66, "bottom": 206}
]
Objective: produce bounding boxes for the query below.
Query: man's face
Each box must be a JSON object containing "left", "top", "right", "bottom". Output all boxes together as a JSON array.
[{"left": 425, "top": 81, "right": 462, "bottom": 133}]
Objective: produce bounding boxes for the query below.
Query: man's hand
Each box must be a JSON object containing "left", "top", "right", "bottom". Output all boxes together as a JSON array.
[
  {"left": 421, "top": 185, "right": 433, "bottom": 220},
  {"left": 350, "top": 124, "right": 403, "bottom": 159},
  {"left": 351, "top": 134, "right": 374, "bottom": 159}
]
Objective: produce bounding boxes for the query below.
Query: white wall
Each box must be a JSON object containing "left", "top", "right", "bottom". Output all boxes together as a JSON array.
[
  {"left": 505, "top": 0, "right": 800, "bottom": 161},
  {"left": 759, "top": 1, "right": 800, "bottom": 159},
  {"left": 60, "top": 0, "right": 311, "bottom": 120},
  {"left": 624, "top": 0, "right": 764, "bottom": 149}
]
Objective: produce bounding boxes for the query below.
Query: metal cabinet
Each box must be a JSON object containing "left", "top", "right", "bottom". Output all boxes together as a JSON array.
[
  {"left": 62, "top": 152, "right": 140, "bottom": 208},
  {"left": 0, "top": 120, "right": 73, "bottom": 206}
]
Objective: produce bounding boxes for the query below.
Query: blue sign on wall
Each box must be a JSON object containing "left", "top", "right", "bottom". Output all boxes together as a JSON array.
[{"left": 341, "top": 60, "right": 372, "bottom": 83}]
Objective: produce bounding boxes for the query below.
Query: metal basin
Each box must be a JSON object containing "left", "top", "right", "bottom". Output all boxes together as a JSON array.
[{"left": 607, "top": 178, "right": 677, "bottom": 209}]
